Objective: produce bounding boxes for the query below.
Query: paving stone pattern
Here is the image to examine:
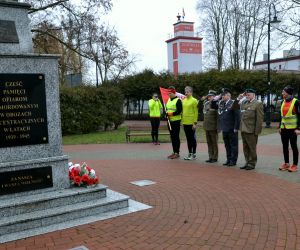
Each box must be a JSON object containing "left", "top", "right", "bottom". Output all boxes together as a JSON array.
[{"left": 2, "top": 132, "right": 300, "bottom": 249}]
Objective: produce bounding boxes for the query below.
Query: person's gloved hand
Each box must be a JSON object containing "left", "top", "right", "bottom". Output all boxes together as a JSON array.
[{"left": 167, "top": 112, "right": 174, "bottom": 117}]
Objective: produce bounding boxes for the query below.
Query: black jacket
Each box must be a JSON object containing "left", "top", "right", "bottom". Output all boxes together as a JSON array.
[{"left": 218, "top": 99, "right": 240, "bottom": 132}]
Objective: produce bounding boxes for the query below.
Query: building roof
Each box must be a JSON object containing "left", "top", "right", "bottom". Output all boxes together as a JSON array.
[
  {"left": 165, "top": 36, "right": 203, "bottom": 43},
  {"left": 173, "top": 21, "right": 194, "bottom": 26},
  {"left": 253, "top": 55, "right": 300, "bottom": 66}
]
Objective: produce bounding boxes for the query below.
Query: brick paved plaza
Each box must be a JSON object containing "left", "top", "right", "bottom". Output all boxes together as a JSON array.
[{"left": 1, "top": 133, "right": 300, "bottom": 250}]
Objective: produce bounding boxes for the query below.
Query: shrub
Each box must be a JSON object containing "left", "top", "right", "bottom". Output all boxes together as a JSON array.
[{"left": 60, "top": 85, "right": 124, "bottom": 135}]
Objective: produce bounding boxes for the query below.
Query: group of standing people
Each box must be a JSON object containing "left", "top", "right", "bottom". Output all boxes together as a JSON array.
[
  {"left": 201, "top": 88, "right": 263, "bottom": 170},
  {"left": 148, "top": 85, "right": 300, "bottom": 172}
]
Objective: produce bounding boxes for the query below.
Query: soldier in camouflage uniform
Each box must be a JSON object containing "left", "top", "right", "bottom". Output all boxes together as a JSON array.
[
  {"left": 238, "top": 89, "right": 264, "bottom": 170},
  {"left": 203, "top": 90, "right": 219, "bottom": 163}
]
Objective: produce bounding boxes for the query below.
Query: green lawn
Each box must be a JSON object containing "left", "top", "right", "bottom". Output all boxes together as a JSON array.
[{"left": 62, "top": 123, "right": 278, "bottom": 145}]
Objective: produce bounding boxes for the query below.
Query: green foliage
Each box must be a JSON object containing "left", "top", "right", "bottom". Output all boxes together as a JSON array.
[
  {"left": 60, "top": 85, "right": 124, "bottom": 135},
  {"left": 119, "top": 69, "right": 300, "bottom": 100},
  {"left": 62, "top": 123, "right": 278, "bottom": 145}
]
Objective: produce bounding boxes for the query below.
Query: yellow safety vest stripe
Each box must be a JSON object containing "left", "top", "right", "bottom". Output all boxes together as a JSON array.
[
  {"left": 280, "top": 98, "right": 297, "bottom": 129},
  {"left": 166, "top": 97, "right": 181, "bottom": 122}
]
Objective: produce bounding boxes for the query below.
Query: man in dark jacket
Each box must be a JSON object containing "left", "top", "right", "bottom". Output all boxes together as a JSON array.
[{"left": 218, "top": 89, "right": 240, "bottom": 166}]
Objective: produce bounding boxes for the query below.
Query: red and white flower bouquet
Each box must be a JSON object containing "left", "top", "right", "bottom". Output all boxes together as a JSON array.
[{"left": 68, "top": 162, "right": 99, "bottom": 187}]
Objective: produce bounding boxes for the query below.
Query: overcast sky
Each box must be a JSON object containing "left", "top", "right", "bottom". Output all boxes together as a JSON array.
[{"left": 103, "top": 0, "right": 200, "bottom": 73}]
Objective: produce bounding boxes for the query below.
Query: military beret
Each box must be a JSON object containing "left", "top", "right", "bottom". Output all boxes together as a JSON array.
[
  {"left": 207, "top": 90, "right": 217, "bottom": 96},
  {"left": 245, "top": 88, "right": 256, "bottom": 94}
]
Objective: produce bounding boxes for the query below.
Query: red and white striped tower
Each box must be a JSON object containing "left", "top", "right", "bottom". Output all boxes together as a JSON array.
[{"left": 166, "top": 13, "right": 203, "bottom": 76}]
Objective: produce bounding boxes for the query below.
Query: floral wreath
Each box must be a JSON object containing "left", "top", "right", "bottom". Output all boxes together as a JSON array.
[{"left": 69, "top": 162, "right": 99, "bottom": 187}]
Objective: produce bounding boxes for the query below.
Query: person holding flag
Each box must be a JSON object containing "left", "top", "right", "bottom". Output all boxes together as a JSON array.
[
  {"left": 182, "top": 86, "right": 198, "bottom": 160},
  {"left": 162, "top": 86, "right": 183, "bottom": 159}
]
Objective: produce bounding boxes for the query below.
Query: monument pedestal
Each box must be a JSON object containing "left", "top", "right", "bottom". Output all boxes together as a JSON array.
[
  {"left": 0, "top": 54, "right": 69, "bottom": 197},
  {"left": 0, "top": 2, "right": 69, "bottom": 197},
  {"left": 0, "top": 1, "right": 150, "bottom": 243}
]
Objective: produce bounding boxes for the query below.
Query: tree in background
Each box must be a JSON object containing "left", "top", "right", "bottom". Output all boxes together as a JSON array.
[
  {"left": 197, "top": 0, "right": 229, "bottom": 70},
  {"left": 197, "top": 0, "right": 278, "bottom": 70},
  {"left": 83, "top": 23, "right": 136, "bottom": 85},
  {"left": 21, "top": 0, "right": 135, "bottom": 85}
]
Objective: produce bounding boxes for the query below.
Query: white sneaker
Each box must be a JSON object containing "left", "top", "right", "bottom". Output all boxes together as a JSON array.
[
  {"left": 192, "top": 154, "right": 196, "bottom": 160},
  {"left": 184, "top": 153, "right": 193, "bottom": 160}
]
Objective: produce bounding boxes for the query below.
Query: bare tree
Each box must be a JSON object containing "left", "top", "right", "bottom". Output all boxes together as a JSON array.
[
  {"left": 197, "top": 0, "right": 273, "bottom": 70},
  {"left": 20, "top": 0, "right": 136, "bottom": 84},
  {"left": 83, "top": 23, "right": 137, "bottom": 85},
  {"left": 197, "top": 0, "right": 229, "bottom": 70}
]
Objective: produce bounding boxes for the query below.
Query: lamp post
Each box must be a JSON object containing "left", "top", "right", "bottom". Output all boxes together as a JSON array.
[
  {"left": 95, "top": 54, "right": 99, "bottom": 87},
  {"left": 266, "top": 3, "right": 281, "bottom": 128}
]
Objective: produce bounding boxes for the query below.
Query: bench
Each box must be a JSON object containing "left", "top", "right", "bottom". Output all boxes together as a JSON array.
[{"left": 126, "top": 124, "right": 170, "bottom": 143}]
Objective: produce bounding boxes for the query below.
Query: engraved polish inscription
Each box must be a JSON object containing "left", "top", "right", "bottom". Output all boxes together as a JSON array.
[
  {"left": 0, "top": 167, "right": 53, "bottom": 195},
  {"left": 0, "top": 74, "right": 48, "bottom": 147}
]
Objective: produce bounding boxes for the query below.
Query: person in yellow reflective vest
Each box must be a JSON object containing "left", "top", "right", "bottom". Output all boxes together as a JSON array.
[
  {"left": 279, "top": 86, "right": 300, "bottom": 172},
  {"left": 182, "top": 86, "right": 198, "bottom": 160},
  {"left": 166, "top": 86, "right": 182, "bottom": 159},
  {"left": 148, "top": 93, "right": 163, "bottom": 145}
]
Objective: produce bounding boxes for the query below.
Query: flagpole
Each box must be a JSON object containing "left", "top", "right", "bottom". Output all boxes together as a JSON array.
[{"left": 163, "top": 103, "right": 172, "bottom": 131}]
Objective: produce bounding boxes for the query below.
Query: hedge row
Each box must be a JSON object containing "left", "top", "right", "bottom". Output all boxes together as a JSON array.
[
  {"left": 119, "top": 69, "right": 300, "bottom": 100},
  {"left": 60, "top": 85, "right": 124, "bottom": 135}
]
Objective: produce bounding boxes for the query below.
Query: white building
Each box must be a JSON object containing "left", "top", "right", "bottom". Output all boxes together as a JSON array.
[
  {"left": 253, "top": 49, "right": 300, "bottom": 72},
  {"left": 165, "top": 15, "right": 203, "bottom": 76}
]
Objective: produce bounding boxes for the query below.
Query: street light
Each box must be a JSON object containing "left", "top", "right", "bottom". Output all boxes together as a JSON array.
[{"left": 266, "top": 3, "right": 281, "bottom": 128}]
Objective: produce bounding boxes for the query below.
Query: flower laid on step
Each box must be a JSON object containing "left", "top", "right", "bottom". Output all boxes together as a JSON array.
[{"left": 68, "top": 162, "right": 99, "bottom": 187}]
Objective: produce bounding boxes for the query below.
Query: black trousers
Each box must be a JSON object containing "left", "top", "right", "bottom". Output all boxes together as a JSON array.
[
  {"left": 223, "top": 131, "right": 238, "bottom": 164},
  {"left": 281, "top": 129, "right": 298, "bottom": 165},
  {"left": 183, "top": 125, "right": 197, "bottom": 154},
  {"left": 150, "top": 117, "right": 160, "bottom": 142},
  {"left": 168, "top": 120, "right": 181, "bottom": 154}
]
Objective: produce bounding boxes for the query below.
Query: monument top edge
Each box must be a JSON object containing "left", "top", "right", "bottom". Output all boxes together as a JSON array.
[
  {"left": 0, "top": 1, "right": 31, "bottom": 9},
  {"left": 0, "top": 53, "right": 61, "bottom": 59}
]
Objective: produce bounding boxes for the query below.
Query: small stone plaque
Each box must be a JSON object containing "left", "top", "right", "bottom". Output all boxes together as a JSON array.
[
  {"left": 69, "top": 247, "right": 89, "bottom": 250},
  {"left": 0, "top": 166, "right": 53, "bottom": 195},
  {"left": 130, "top": 180, "right": 156, "bottom": 186},
  {"left": 0, "top": 74, "right": 48, "bottom": 147},
  {"left": 0, "top": 20, "right": 19, "bottom": 43}
]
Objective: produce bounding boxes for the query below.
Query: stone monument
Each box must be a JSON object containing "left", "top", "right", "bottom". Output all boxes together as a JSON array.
[
  {"left": 0, "top": 0, "right": 150, "bottom": 243},
  {"left": 0, "top": 0, "right": 70, "bottom": 196}
]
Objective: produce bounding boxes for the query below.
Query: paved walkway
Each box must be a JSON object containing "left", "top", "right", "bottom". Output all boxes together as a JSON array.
[{"left": 2, "top": 133, "right": 300, "bottom": 250}]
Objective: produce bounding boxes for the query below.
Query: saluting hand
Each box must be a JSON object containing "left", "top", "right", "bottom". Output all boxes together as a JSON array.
[{"left": 238, "top": 93, "right": 244, "bottom": 100}]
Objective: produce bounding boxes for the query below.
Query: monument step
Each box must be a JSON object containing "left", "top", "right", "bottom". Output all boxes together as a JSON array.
[
  {"left": 0, "top": 189, "right": 129, "bottom": 236},
  {"left": 0, "top": 184, "right": 107, "bottom": 217},
  {"left": 0, "top": 190, "right": 151, "bottom": 244}
]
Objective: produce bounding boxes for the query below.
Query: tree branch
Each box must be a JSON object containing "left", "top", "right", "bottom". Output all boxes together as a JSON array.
[
  {"left": 29, "top": 0, "right": 69, "bottom": 14},
  {"left": 31, "top": 28, "right": 93, "bottom": 61}
]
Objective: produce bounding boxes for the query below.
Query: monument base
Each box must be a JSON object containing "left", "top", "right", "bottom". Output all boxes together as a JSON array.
[
  {"left": 0, "top": 156, "right": 69, "bottom": 198},
  {"left": 0, "top": 185, "right": 151, "bottom": 243}
]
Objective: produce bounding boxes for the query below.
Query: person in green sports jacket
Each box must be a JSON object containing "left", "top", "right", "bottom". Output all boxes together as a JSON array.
[
  {"left": 148, "top": 93, "right": 163, "bottom": 145},
  {"left": 182, "top": 86, "right": 199, "bottom": 160}
]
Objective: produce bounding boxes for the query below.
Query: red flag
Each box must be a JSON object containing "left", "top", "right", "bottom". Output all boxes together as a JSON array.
[
  {"left": 159, "top": 87, "right": 186, "bottom": 104},
  {"left": 159, "top": 87, "right": 170, "bottom": 104}
]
